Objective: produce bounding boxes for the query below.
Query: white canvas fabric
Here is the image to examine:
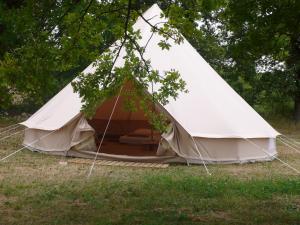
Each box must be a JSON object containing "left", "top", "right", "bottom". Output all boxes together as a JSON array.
[
  {"left": 159, "top": 122, "right": 277, "bottom": 164},
  {"left": 23, "top": 115, "right": 95, "bottom": 152},
  {"left": 20, "top": 4, "right": 279, "bottom": 163}
]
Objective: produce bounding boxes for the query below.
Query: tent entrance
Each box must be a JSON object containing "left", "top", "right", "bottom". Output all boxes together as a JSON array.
[
  {"left": 88, "top": 85, "right": 162, "bottom": 157},
  {"left": 88, "top": 119, "right": 161, "bottom": 157}
]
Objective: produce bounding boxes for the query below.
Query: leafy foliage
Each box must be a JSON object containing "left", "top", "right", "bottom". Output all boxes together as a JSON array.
[
  {"left": 217, "top": 0, "right": 300, "bottom": 119},
  {"left": 72, "top": 24, "right": 187, "bottom": 131},
  {"left": 0, "top": 0, "right": 192, "bottom": 129},
  {"left": 1, "top": 0, "right": 300, "bottom": 122}
]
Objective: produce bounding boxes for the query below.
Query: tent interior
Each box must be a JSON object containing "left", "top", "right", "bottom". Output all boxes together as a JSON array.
[{"left": 87, "top": 83, "right": 164, "bottom": 157}]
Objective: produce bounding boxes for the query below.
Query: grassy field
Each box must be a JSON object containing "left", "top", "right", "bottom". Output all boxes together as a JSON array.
[{"left": 0, "top": 119, "right": 300, "bottom": 225}]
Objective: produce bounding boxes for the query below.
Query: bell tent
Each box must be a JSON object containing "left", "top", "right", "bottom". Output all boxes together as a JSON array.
[{"left": 20, "top": 4, "right": 279, "bottom": 164}]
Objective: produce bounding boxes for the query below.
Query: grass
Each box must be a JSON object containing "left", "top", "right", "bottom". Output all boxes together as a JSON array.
[{"left": 0, "top": 120, "right": 300, "bottom": 225}]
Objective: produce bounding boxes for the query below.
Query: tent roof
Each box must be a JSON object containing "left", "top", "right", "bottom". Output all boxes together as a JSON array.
[{"left": 21, "top": 4, "right": 279, "bottom": 138}]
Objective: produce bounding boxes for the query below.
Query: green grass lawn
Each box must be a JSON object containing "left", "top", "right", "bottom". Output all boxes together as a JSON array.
[{"left": 0, "top": 120, "right": 300, "bottom": 225}]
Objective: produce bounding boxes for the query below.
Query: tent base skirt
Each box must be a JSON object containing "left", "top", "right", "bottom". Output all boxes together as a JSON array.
[{"left": 24, "top": 145, "right": 276, "bottom": 164}]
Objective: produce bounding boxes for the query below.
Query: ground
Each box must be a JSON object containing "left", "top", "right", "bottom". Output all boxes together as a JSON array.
[{"left": 0, "top": 118, "right": 300, "bottom": 225}]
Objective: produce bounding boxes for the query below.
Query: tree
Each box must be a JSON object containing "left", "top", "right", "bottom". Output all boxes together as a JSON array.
[
  {"left": 71, "top": 0, "right": 190, "bottom": 131},
  {"left": 1, "top": 0, "right": 224, "bottom": 129},
  {"left": 0, "top": 0, "right": 95, "bottom": 111},
  {"left": 70, "top": 0, "right": 225, "bottom": 131},
  {"left": 218, "top": 0, "right": 300, "bottom": 121},
  {"left": 8, "top": 0, "right": 297, "bottom": 126}
]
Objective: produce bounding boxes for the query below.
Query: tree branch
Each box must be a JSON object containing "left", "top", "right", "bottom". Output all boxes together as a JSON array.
[
  {"left": 126, "top": 34, "right": 165, "bottom": 80},
  {"left": 137, "top": 12, "right": 177, "bottom": 41},
  {"left": 109, "top": 0, "right": 132, "bottom": 72},
  {"left": 76, "top": 0, "right": 94, "bottom": 33},
  {"left": 124, "top": 0, "right": 132, "bottom": 38}
]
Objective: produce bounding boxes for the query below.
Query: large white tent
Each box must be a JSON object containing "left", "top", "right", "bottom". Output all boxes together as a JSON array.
[{"left": 20, "top": 4, "right": 279, "bottom": 164}]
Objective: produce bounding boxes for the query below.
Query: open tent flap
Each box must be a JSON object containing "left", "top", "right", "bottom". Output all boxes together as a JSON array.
[{"left": 23, "top": 115, "right": 95, "bottom": 152}]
